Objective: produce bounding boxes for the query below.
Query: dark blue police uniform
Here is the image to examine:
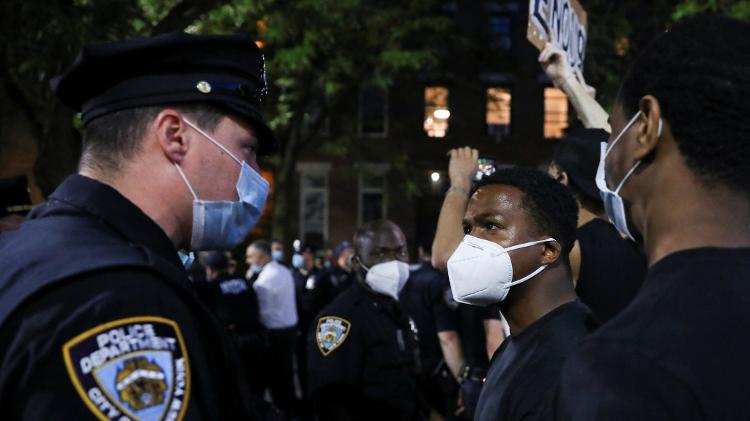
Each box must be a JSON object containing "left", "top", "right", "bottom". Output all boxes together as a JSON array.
[
  {"left": 307, "top": 280, "right": 420, "bottom": 420},
  {"left": 0, "top": 175, "right": 265, "bottom": 419},
  {"left": 0, "top": 31, "right": 280, "bottom": 420}
]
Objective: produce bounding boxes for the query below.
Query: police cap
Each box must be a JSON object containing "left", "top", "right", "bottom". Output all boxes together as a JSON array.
[{"left": 50, "top": 31, "right": 277, "bottom": 155}]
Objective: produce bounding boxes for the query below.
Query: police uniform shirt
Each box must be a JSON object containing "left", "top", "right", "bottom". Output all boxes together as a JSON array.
[
  {"left": 575, "top": 218, "right": 647, "bottom": 323},
  {"left": 0, "top": 175, "right": 257, "bottom": 420},
  {"left": 193, "top": 274, "right": 262, "bottom": 332},
  {"left": 474, "top": 300, "right": 596, "bottom": 421},
  {"left": 399, "top": 262, "right": 459, "bottom": 367},
  {"left": 307, "top": 281, "right": 419, "bottom": 420},
  {"left": 555, "top": 247, "right": 750, "bottom": 420}
]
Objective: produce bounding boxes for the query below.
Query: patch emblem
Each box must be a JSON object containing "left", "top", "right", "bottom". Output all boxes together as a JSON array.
[
  {"left": 62, "top": 316, "right": 190, "bottom": 421},
  {"left": 316, "top": 316, "right": 351, "bottom": 356}
]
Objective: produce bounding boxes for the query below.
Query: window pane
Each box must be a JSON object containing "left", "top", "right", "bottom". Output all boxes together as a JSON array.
[
  {"left": 302, "top": 192, "right": 325, "bottom": 234},
  {"left": 424, "top": 86, "right": 449, "bottom": 138},
  {"left": 360, "top": 87, "right": 387, "bottom": 136},
  {"left": 487, "top": 87, "right": 511, "bottom": 136},
  {"left": 544, "top": 87, "right": 568, "bottom": 139},
  {"left": 489, "top": 15, "right": 512, "bottom": 50},
  {"left": 302, "top": 173, "right": 326, "bottom": 189},
  {"left": 362, "top": 192, "right": 383, "bottom": 223}
]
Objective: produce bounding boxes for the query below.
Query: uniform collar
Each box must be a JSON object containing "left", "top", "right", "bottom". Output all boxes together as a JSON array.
[{"left": 46, "top": 174, "right": 183, "bottom": 268}]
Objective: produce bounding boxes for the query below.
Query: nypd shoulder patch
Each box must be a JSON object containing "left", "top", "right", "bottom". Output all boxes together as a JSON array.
[
  {"left": 316, "top": 316, "right": 351, "bottom": 356},
  {"left": 62, "top": 316, "right": 190, "bottom": 421}
]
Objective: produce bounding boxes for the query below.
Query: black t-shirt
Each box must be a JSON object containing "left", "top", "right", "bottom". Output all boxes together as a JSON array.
[
  {"left": 307, "top": 281, "right": 419, "bottom": 420},
  {"left": 556, "top": 247, "right": 750, "bottom": 420},
  {"left": 575, "top": 218, "right": 647, "bottom": 323},
  {"left": 399, "top": 262, "right": 459, "bottom": 368},
  {"left": 459, "top": 303, "right": 501, "bottom": 369},
  {"left": 475, "top": 300, "right": 597, "bottom": 421}
]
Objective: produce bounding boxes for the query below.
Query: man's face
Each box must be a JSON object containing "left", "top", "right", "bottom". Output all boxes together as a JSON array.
[
  {"left": 185, "top": 114, "right": 260, "bottom": 203},
  {"left": 272, "top": 241, "right": 283, "bottom": 253},
  {"left": 463, "top": 184, "right": 543, "bottom": 281},
  {"left": 356, "top": 224, "right": 409, "bottom": 268},
  {"left": 245, "top": 246, "right": 259, "bottom": 266},
  {"left": 337, "top": 247, "right": 355, "bottom": 271}
]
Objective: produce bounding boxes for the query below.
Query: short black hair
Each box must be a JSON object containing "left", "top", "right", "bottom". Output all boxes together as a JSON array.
[
  {"left": 79, "top": 103, "right": 227, "bottom": 173},
  {"left": 474, "top": 167, "right": 579, "bottom": 255},
  {"left": 250, "top": 239, "right": 272, "bottom": 257},
  {"left": 618, "top": 14, "right": 750, "bottom": 196}
]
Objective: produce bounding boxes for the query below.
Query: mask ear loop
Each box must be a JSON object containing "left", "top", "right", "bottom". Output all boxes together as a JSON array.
[
  {"left": 182, "top": 118, "right": 243, "bottom": 166},
  {"left": 175, "top": 164, "right": 198, "bottom": 200},
  {"left": 502, "top": 238, "right": 557, "bottom": 286}
]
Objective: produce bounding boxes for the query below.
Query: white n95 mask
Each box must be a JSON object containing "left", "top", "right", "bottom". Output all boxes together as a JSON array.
[
  {"left": 447, "top": 235, "right": 555, "bottom": 306},
  {"left": 360, "top": 260, "right": 410, "bottom": 300}
]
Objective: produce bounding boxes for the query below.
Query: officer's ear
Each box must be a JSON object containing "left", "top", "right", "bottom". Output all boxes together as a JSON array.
[
  {"left": 153, "top": 109, "right": 189, "bottom": 164},
  {"left": 350, "top": 254, "right": 361, "bottom": 270}
]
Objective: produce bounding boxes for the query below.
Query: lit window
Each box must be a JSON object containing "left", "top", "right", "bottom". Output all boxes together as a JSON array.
[
  {"left": 544, "top": 87, "right": 568, "bottom": 139},
  {"left": 489, "top": 15, "right": 513, "bottom": 50},
  {"left": 359, "top": 87, "right": 388, "bottom": 137},
  {"left": 487, "top": 87, "right": 511, "bottom": 137},
  {"left": 297, "top": 163, "right": 330, "bottom": 244},
  {"left": 424, "top": 87, "right": 450, "bottom": 138}
]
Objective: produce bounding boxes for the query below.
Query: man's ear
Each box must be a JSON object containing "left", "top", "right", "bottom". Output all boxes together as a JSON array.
[
  {"left": 152, "top": 109, "right": 190, "bottom": 164},
  {"left": 634, "top": 95, "right": 664, "bottom": 161},
  {"left": 558, "top": 171, "right": 569, "bottom": 187},
  {"left": 540, "top": 240, "right": 562, "bottom": 266}
]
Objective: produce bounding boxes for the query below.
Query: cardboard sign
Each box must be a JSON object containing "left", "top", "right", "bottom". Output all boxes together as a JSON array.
[{"left": 528, "top": 0, "right": 588, "bottom": 73}]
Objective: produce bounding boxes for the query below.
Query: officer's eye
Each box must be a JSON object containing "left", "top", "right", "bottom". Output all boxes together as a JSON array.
[
  {"left": 463, "top": 225, "right": 472, "bottom": 235},
  {"left": 485, "top": 223, "right": 500, "bottom": 231}
]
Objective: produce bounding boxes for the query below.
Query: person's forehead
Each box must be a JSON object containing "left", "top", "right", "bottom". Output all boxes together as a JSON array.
[
  {"left": 361, "top": 227, "right": 406, "bottom": 250},
  {"left": 467, "top": 184, "right": 523, "bottom": 217}
]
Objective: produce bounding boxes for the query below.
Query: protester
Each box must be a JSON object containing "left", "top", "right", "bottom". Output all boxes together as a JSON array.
[
  {"left": 446, "top": 168, "right": 597, "bottom": 420},
  {"left": 307, "top": 220, "right": 421, "bottom": 420},
  {"left": 548, "top": 129, "right": 647, "bottom": 323},
  {"left": 555, "top": 14, "right": 750, "bottom": 419},
  {"left": 0, "top": 32, "right": 279, "bottom": 419}
]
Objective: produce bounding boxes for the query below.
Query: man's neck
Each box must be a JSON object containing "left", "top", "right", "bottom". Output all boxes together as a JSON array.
[
  {"left": 79, "top": 165, "right": 187, "bottom": 248},
  {"left": 641, "top": 180, "right": 750, "bottom": 266},
  {"left": 500, "top": 268, "right": 577, "bottom": 335}
]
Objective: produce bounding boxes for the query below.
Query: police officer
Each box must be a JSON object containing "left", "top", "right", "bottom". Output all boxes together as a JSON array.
[
  {"left": 307, "top": 220, "right": 421, "bottom": 420},
  {"left": 399, "top": 245, "right": 463, "bottom": 418},
  {"left": 193, "top": 251, "right": 268, "bottom": 397},
  {"left": 0, "top": 32, "right": 279, "bottom": 419}
]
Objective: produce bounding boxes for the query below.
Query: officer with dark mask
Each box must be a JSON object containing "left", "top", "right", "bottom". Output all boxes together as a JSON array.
[
  {"left": 0, "top": 32, "right": 280, "bottom": 419},
  {"left": 307, "top": 220, "right": 422, "bottom": 420}
]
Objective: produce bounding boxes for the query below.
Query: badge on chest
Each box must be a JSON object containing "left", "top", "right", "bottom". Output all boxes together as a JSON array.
[
  {"left": 316, "top": 316, "right": 351, "bottom": 356},
  {"left": 62, "top": 316, "right": 190, "bottom": 421}
]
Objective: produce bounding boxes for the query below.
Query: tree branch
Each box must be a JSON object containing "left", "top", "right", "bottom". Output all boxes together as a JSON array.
[{"left": 151, "top": 0, "right": 222, "bottom": 34}]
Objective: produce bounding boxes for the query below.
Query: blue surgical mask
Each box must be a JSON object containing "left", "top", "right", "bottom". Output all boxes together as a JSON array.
[
  {"left": 292, "top": 253, "right": 305, "bottom": 269},
  {"left": 178, "top": 251, "right": 195, "bottom": 269},
  {"left": 596, "top": 111, "right": 662, "bottom": 241},
  {"left": 175, "top": 118, "right": 269, "bottom": 250},
  {"left": 272, "top": 250, "right": 284, "bottom": 262}
]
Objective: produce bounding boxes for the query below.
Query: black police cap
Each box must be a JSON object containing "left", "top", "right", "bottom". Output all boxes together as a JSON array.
[{"left": 50, "top": 31, "right": 278, "bottom": 155}]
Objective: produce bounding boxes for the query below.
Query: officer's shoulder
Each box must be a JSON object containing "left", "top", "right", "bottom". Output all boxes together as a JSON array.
[{"left": 316, "top": 285, "right": 363, "bottom": 317}]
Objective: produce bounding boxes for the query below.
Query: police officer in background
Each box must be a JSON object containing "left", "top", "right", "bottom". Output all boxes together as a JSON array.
[
  {"left": 0, "top": 32, "right": 279, "bottom": 419},
  {"left": 307, "top": 220, "right": 421, "bottom": 420},
  {"left": 399, "top": 244, "right": 463, "bottom": 419},
  {"left": 193, "top": 251, "right": 269, "bottom": 397}
]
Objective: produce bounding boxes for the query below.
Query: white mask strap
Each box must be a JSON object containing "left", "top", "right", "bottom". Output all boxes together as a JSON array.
[
  {"left": 174, "top": 164, "right": 198, "bottom": 200},
  {"left": 182, "top": 118, "right": 243, "bottom": 166},
  {"left": 507, "top": 264, "right": 549, "bottom": 287},
  {"left": 605, "top": 111, "right": 641, "bottom": 157},
  {"left": 503, "top": 238, "right": 556, "bottom": 253}
]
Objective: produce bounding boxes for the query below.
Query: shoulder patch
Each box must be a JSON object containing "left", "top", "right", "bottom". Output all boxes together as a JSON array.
[
  {"left": 316, "top": 316, "right": 351, "bottom": 356},
  {"left": 62, "top": 316, "right": 190, "bottom": 421}
]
